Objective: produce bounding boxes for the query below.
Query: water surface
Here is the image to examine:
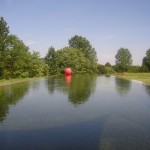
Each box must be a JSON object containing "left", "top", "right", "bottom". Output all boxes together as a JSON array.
[{"left": 0, "top": 75, "right": 150, "bottom": 150}]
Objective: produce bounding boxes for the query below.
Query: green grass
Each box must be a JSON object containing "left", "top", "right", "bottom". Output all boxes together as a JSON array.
[
  {"left": 115, "top": 73, "right": 150, "bottom": 85},
  {"left": 0, "top": 77, "right": 40, "bottom": 87}
]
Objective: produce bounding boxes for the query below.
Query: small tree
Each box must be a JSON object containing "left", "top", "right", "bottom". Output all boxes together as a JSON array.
[
  {"left": 68, "top": 35, "right": 98, "bottom": 73},
  {"left": 105, "top": 62, "right": 111, "bottom": 67},
  {"left": 45, "top": 46, "right": 58, "bottom": 75},
  {"left": 142, "top": 49, "right": 150, "bottom": 71},
  {"left": 0, "top": 17, "right": 10, "bottom": 77},
  {"left": 115, "top": 48, "right": 132, "bottom": 72},
  {"left": 68, "top": 35, "right": 97, "bottom": 61}
]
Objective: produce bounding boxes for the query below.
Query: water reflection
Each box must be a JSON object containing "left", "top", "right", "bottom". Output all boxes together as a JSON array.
[
  {"left": 145, "top": 84, "right": 150, "bottom": 97},
  {"left": 0, "top": 82, "right": 30, "bottom": 122},
  {"left": 46, "top": 76, "right": 68, "bottom": 94},
  {"left": 115, "top": 78, "right": 131, "bottom": 96},
  {"left": 46, "top": 75, "right": 97, "bottom": 105},
  {"left": 0, "top": 76, "right": 150, "bottom": 150},
  {"left": 68, "top": 75, "right": 96, "bottom": 105},
  {"left": 65, "top": 75, "right": 72, "bottom": 85}
]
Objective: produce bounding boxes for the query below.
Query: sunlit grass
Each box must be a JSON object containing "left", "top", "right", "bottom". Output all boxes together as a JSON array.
[
  {"left": 0, "top": 77, "right": 40, "bottom": 87},
  {"left": 115, "top": 73, "right": 150, "bottom": 85}
]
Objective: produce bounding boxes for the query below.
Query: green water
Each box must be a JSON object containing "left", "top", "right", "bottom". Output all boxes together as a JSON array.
[{"left": 0, "top": 75, "right": 150, "bottom": 150}]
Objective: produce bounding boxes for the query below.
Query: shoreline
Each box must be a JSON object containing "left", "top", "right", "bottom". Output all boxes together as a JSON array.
[
  {"left": 114, "top": 73, "right": 150, "bottom": 85},
  {"left": 1, "top": 73, "right": 150, "bottom": 87},
  {"left": 0, "top": 77, "right": 43, "bottom": 87}
]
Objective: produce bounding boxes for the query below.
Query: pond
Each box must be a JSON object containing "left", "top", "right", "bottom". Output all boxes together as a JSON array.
[{"left": 0, "top": 75, "right": 150, "bottom": 150}]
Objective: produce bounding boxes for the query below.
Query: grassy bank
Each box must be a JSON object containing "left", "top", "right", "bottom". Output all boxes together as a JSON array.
[
  {"left": 0, "top": 77, "right": 41, "bottom": 87},
  {"left": 115, "top": 73, "right": 150, "bottom": 85}
]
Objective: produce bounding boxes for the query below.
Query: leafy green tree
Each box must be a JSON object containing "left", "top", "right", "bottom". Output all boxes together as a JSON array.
[
  {"left": 2, "top": 34, "right": 47, "bottom": 78},
  {"left": 0, "top": 17, "right": 48, "bottom": 79},
  {"left": 115, "top": 48, "right": 132, "bottom": 72},
  {"left": 105, "top": 62, "right": 111, "bottom": 67},
  {"left": 56, "top": 47, "right": 90, "bottom": 74},
  {"left": 142, "top": 49, "right": 150, "bottom": 71},
  {"left": 97, "top": 64, "right": 106, "bottom": 74},
  {"left": 45, "top": 46, "right": 97, "bottom": 75},
  {"left": 105, "top": 67, "right": 115, "bottom": 74},
  {"left": 4, "top": 34, "right": 31, "bottom": 78},
  {"left": 29, "top": 51, "right": 48, "bottom": 77},
  {"left": 0, "top": 17, "right": 9, "bottom": 51},
  {"left": 68, "top": 35, "right": 98, "bottom": 72},
  {"left": 97, "top": 64, "right": 115, "bottom": 74},
  {"left": 45, "top": 46, "right": 58, "bottom": 75},
  {"left": 0, "top": 17, "right": 10, "bottom": 77},
  {"left": 128, "top": 66, "right": 141, "bottom": 73}
]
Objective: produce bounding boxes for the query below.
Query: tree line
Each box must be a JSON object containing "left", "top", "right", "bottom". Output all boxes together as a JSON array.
[
  {"left": 0, "top": 17, "right": 150, "bottom": 79},
  {"left": 0, "top": 17, "right": 48, "bottom": 79},
  {"left": 98, "top": 47, "right": 150, "bottom": 74}
]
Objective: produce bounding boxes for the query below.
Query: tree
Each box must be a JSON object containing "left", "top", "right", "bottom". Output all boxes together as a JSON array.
[
  {"left": 0, "top": 17, "right": 9, "bottom": 51},
  {"left": 0, "top": 17, "right": 10, "bottom": 77},
  {"left": 68, "top": 35, "right": 97, "bottom": 72},
  {"left": 0, "top": 17, "right": 47, "bottom": 79},
  {"left": 4, "top": 34, "right": 31, "bottom": 78},
  {"left": 45, "top": 46, "right": 58, "bottom": 75},
  {"left": 29, "top": 51, "right": 48, "bottom": 77},
  {"left": 97, "top": 64, "right": 106, "bottom": 74},
  {"left": 115, "top": 48, "right": 132, "bottom": 72},
  {"left": 142, "top": 49, "right": 150, "bottom": 71},
  {"left": 105, "top": 62, "right": 111, "bottom": 67},
  {"left": 56, "top": 47, "right": 91, "bottom": 74}
]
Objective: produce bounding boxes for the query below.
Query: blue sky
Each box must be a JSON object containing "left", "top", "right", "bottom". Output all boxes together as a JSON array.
[{"left": 0, "top": 0, "right": 150, "bottom": 65}]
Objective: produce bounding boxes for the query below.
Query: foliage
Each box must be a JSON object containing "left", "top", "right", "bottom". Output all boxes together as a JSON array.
[
  {"left": 69, "top": 35, "right": 97, "bottom": 61},
  {"left": 0, "top": 17, "right": 47, "bottom": 79},
  {"left": 105, "top": 62, "right": 111, "bottom": 67},
  {"left": 115, "top": 48, "right": 132, "bottom": 72},
  {"left": 45, "top": 47, "right": 97, "bottom": 74},
  {"left": 139, "top": 65, "right": 149, "bottom": 72},
  {"left": 0, "top": 17, "right": 10, "bottom": 77},
  {"left": 105, "top": 67, "right": 115, "bottom": 74},
  {"left": 45, "top": 46, "right": 58, "bottom": 75},
  {"left": 97, "top": 65, "right": 106, "bottom": 74},
  {"left": 128, "top": 65, "right": 149, "bottom": 73},
  {"left": 1, "top": 16, "right": 150, "bottom": 79},
  {"left": 68, "top": 35, "right": 98, "bottom": 72},
  {"left": 142, "top": 49, "right": 150, "bottom": 71},
  {"left": 97, "top": 64, "right": 115, "bottom": 74}
]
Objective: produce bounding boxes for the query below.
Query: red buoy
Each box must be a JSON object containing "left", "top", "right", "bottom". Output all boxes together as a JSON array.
[{"left": 64, "top": 68, "right": 72, "bottom": 76}]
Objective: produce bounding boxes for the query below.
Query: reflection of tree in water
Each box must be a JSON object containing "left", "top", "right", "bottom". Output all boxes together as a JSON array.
[
  {"left": 46, "top": 77, "right": 55, "bottom": 94},
  {"left": 105, "top": 74, "right": 111, "bottom": 78},
  {"left": 0, "top": 82, "right": 30, "bottom": 122},
  {"left": 145, "top": 84, "right": 150, "bottom": 97},
  {"left": 68, "top": 75, "right": 97, "bottom": 105},
  {"left": 115, "top": 78, "right": 131, "bottom": 96},
  {"left": 46, "top": 75, "right": 97, "bottom": 105},
  {"left": 46, "top": 76, "right": 68, "bottom": 95}
]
